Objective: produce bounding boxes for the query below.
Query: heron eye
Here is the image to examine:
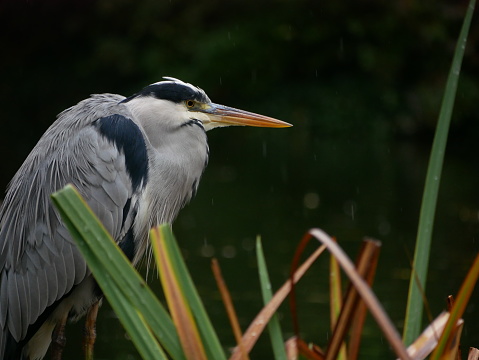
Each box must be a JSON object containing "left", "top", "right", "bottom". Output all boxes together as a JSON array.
[{"left": 186, "top": 100, "right": 195, "bottom": 108}]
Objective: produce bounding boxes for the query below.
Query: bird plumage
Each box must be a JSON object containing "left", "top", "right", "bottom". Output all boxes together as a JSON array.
[{"left": 0, "top": 77, "right": 290, "bottom": 359}]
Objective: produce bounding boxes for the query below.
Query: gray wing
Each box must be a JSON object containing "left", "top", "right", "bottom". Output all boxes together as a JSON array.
[{"left": 0, "top": 99, "right": 148, "bottom": 354}]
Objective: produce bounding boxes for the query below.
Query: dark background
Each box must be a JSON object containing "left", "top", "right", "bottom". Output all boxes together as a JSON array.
[{"left": 1, "top": 1, "right": 478, "bottom": 358}]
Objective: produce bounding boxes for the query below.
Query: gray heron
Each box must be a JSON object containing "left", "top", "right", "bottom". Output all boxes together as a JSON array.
[{"left": 0, "top": 77, "right": 291, "bottom": 359}]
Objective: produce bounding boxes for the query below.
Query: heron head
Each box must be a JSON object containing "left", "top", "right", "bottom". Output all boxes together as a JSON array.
[{"left": 121, "top": 77, "right": 292, "bottom": 132}]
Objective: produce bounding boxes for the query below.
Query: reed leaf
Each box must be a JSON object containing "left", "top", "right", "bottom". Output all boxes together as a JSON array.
[
  {"left": 51, "top": 184, "right": 184, "bottom": 359},
  {"left": 256, "top": 237, "right": 287, "bottom": 360},
  {"left": 403, "top": 0, "right": 475, "bottom": 345},
  {"left": 151, "top": 225, "right": 227, "bottom": 360}
]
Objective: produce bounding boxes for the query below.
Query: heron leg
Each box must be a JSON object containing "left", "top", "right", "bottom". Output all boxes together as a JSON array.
[
  {"left": 51, "top": 313, "right": 68, "bottom": 360},
  {"left": 83, "top": 301, "right": 100, "bottom": 359}
]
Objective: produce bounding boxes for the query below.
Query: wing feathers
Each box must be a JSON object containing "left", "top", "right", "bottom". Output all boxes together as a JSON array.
[
  {"left": 46, "top": 262, "right": 58, "bottom": 308},
  {"left": 37, "top": 268, "right": 48, "bottom": 318},
  {"left": 55, "top": 253, "right": 68, "bottom": 302},
  {"left": 0, "top": 105, "right": 142, "bottom": 352},
  {"left": 27, "top": 270, "right": 40, "bottom": 331},
  {"left": 72, "top": 245, "right": 87, "bottom": 284},
  {"left": 62, "top": 244, "right": 75, "bottom": 291},
  {"left": 0, "top": 272, "right": 8, "bottom": 328},
  {"left": 17, "top": 275, "right": 29, "bottom": 339},
  {"left": 7, "top": 272, "right": 22, "bottom": 341}
]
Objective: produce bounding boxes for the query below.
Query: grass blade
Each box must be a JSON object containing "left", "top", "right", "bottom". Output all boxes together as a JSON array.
[
  {"left": 347, "top": 239, "right": 381, "bottom": 360},
  {"left": 56, "top": 207, "right": 167, "bottom": 360},
  {"left": 51, "top": 185, "right": 184, "bottom": 359},
  {"left": 430, "top": 251, "right": 479, "bottom": 359},
  {"left": 308, "top": 229, "right": 410, "bottom": 360},
  {"left": 152, "top": 225, "right": 226, "bottom": 360},
  {"left": 326, "top": 239, "right": 381, "bottom": 360},
  {"left": 256, "top": 237, "right": 287, "bottom": 360},
  {"left": 438, "top": 319, "right": 463, "bottom": 360},
  {"left": 230, "top": 244, "right": 326, "bottom": 359},
  {"left": 100, "top": 273, "right": 169, "bottom": 360},
  {"left": 329, "top": 243, "right": 346, "bottom": 360},
  {"left": 296, "top": 338, "right": 325, "bottom": 360},
  {"left": 211, "top": 258, "right": 248, "bottom": 360},
  {"left": 403, "top": 0, "right": 475, "bottom": 344},
  {"left": 151, "top": 227, "right": 208, "bottom": 360},
  {"left": 403, "top": 312, "right": 449, "bottom": 360},
  {"left": 329, "top": 247, "right": 343, "bottom": 331}
]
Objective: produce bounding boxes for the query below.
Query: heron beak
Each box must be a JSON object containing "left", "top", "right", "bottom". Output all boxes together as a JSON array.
[{"left": 200, "top": 103, "right": 292, "bottom": 129}]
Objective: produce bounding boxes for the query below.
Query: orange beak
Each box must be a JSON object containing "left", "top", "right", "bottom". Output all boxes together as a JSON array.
[{"left": 200, "top": 103, "right": 292, "bottom": 129}]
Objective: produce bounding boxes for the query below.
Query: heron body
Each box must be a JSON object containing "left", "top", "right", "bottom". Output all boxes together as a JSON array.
[{"left": 0, "top": 78, "right": 290, "bottom": 359}]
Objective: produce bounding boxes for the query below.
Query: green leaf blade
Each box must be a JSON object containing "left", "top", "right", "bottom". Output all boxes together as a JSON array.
[
  {"left": 403, "top": 0, "right": 476, "bottom": 345},
  {"left": 51, "top": 184, "right": 185, "bottom": 359},
  {"left": 256, "top": 237, "right": 287, "bottom": 360},
  {"left": 152, "top": 225, "right": 227, "bottom": 360}
]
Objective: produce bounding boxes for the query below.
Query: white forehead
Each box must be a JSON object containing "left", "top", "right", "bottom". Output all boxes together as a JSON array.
[{"left": 151, "top": 77, "right": 200, "bottom": 93}]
